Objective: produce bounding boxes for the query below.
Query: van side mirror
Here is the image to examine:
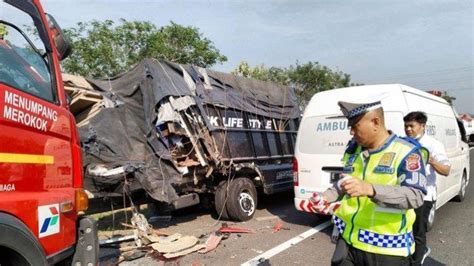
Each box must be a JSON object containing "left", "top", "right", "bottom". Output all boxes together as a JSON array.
[{"left": 45, "top": 14, "right": 72, "bottom": 60}]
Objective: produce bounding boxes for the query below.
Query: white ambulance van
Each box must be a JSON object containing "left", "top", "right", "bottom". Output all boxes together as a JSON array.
[{"left": 294, "top": 84, "right": 470, "bottom": 229}]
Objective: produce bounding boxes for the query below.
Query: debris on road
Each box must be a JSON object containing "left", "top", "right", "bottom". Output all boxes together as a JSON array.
[
  {"left": 118, "top": 249, "right": 147, "bottom": 263},
  {"left": 148, "top": 215, "right": 173, "bottom": 223},
  {"left": 218, "top": 222, "right": 256, "bottom": 234},
  {"left": 97, "top": 185, "right": 259, "bottom": 262},
  {"left": 151, "top": 235, "right": 199, "bottom": 253},
  {"left": 272, "top": 220, "right": 283, "bottom": 233},
  {"left": 131, "top": 212, "right": 154, "bottom": 247},
  {"left": 103, "top": 220, "right": 232, "bottom": 261},
  {"left": 163, "top": 244, "right": 207, "bottom": 259},
  {"left": 198, "top": 232, "right": 224, "bottom": 254},
  {"left": 99, "top": 235, "right": 136, "bottom": 246}
]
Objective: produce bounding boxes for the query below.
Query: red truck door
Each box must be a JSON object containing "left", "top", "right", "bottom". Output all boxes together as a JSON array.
[{"left": 0, "top": 13, "right": 77, "bottom": 256}]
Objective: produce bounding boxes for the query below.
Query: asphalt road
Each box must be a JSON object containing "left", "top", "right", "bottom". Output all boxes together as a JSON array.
[{"left": 101, "top": 147, "right": 474, "bottom": 265}]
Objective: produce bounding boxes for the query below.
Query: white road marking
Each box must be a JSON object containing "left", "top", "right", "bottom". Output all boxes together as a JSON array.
[{"left": 241, "top": 220, "right": 332, "bottom": 266}]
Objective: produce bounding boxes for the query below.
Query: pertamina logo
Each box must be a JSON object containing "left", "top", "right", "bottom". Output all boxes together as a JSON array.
[{"left": 38, "top": 204, "right": 60, "bottom": 238}]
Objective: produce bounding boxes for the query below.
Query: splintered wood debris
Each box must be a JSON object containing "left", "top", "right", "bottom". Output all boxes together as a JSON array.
[
  {"left": 62, "top": 73, "right": 104, "bottom": 126},
  {"left": 101, "top": 214, "right": 227, "bottom": 262}
]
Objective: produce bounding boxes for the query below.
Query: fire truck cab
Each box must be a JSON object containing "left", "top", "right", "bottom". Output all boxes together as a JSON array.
[{"left": 0, "top": 0, "right": 98, "bottom": 264}]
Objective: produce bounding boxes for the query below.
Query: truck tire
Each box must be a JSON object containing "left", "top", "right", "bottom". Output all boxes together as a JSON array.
[
  {"left": 0, "top": 213, "right": 47, "bottom": 266},
  {"left": 426, "top": 201, "right": 436, "bottom": 232},
  {"left": 226, "top": 178, "right": 257, "bottom": 221},
  {"left": 214, "top": 180, "right": 230, "bottom": 220},
  {"left": 454, "top": 171, "right": 468, "bottom": 202}
]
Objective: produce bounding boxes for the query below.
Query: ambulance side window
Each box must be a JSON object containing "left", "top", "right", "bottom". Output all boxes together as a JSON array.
[
  {"left": 456, "top": 117, "right": 467, "bottom": 143},
  {"left": 0, "top": 9, "right": 55, "bottom": 102}
]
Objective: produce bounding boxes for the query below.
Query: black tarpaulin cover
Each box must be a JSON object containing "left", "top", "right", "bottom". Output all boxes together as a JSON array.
[{"left": 80, "top": 59, "right": 299, "bottom": 203}]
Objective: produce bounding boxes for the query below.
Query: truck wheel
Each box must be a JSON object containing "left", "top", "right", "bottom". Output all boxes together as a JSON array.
[
  {"left": 454, "top": 172, "right": 468, "bottom": 202},
  {"left": 226, "top": 178, "right": 257, "bottom": 221},
  {"left": 214, "top": 180, "right": 230, "bottom": 220},
  {"left": 0, "top": 213, "right": 47, "bottom": 266},
  {"left": 426, "top": 201, "right": 436, "bottom": 232}
]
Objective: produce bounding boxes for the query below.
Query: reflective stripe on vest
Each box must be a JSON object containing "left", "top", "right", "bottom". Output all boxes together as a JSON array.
[
  {"left": 334, "top": 136, "right": 419, "bottom": 257},
  {"left": 334, "top": 216, "right": 414, "bottom": 248}
]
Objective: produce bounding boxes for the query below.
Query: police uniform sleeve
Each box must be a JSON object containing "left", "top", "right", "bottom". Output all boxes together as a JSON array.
[
  {"left": 397, "top": 149, "right": 428, "bottom": 194},
  {"left": 370, "top": 149, "right": 427, "bottom": 209}
]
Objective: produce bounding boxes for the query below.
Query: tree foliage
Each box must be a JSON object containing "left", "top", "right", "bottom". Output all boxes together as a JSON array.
[
  {"left": 233, "top": 61, "right": 359, "bottom": 107},
  {"left": 441, "top": 91, "right": 456, "bottom": 105},
  {"left": 62, "top": 19, "right": 227, "bottom": 78}
]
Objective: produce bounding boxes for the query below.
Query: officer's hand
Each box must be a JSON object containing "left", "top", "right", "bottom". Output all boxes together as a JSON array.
[
  {"left": 309, "top": 193, "right": 341, "bottom": 215},
  {"left": 340, "top": 175, "right": 374, "bottom": 197}
]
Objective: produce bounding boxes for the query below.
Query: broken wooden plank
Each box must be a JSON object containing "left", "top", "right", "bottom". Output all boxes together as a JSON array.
[
  {"left": 177, "top": 158, "right": 201, "bottom": 167},
  {"left": 76, "top": 104, "right": 102, "bottom": 127},
  {"left": 150, "top": 235, "right": 198, "bottom": 253},
  {"left": 163, "top": 244, "right": 206, "bottom": 259},
  {"left": 70, "top": 92, "right": 102, "bottom": 114},
  {"left": 62, "top": 73, "right": 94, "bottom": 90}
]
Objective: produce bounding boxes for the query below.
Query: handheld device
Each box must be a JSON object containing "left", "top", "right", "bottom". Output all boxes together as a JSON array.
[{"left": 322, "top": 166, "right": 353, "bottom": 183}]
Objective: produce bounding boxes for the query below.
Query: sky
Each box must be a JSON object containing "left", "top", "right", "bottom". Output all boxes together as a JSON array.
[{"left": 35, "top": 0, "right": 474, "bottom": 114}]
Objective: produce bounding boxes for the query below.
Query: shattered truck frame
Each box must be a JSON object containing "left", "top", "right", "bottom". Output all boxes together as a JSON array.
[{"left": 69, "top": 59, "right": 300, "bottom": 221}]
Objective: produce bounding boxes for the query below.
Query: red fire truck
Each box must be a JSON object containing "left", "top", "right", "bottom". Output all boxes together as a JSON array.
[{"left": 0, "top": 0, "right": 98, "bottom": 264}]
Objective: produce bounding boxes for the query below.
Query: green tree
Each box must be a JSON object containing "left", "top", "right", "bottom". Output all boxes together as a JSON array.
[
  {"left": 441, "top": 91, "right": 456, "bottom": 105},
  {"left": 63, "top": 19, "right": 227, "bottom": 78},
  {"left": 233, "top": 61, "right": 359, "bottom": 107},
  {"left": 232, "top": 61, "right": 289, "bottom": 84}
]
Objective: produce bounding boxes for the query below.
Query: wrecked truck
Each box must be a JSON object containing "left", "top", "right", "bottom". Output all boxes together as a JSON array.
[{"left": 65, "top": 59, "right": 300, "bottom": 221}]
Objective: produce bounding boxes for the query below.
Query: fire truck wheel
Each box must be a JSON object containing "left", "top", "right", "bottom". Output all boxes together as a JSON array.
[
  {"left": 214, "top": 180, "right": 230, "bottom": 220},
  {"left": 0, "top": 213, "right": 47, "bottom": 266},
  {"left": 227, "top": 177, "right": 257, "bottom": 221}
]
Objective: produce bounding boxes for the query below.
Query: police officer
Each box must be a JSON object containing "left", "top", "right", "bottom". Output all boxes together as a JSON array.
[
  {"left": 404, "top": 111, "right": 451, "bottom": 265},
  {"left": 310, "top": 101, "right": 427, "bottom": 266}
]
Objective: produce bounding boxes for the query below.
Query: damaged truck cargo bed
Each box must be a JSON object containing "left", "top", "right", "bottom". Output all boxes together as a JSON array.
[{"left": 65, "top": 59, "right": 300, "bottom": 221}]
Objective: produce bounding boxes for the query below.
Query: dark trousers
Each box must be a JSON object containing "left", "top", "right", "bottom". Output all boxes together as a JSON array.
[
  {"left": 331, "top": 238, "right": 410, "bottom": 266},
  {"left": 412, "top": 200, "right": 433, "bottom": 265}
]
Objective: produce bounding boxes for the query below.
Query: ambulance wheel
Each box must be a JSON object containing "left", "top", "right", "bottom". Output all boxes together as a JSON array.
[
  {"left": 454, "top": 172, "right": 467, "bottom": 202},
  {"left": 214, "top": 180, "right": 230, "bottom": 220},
  {"left": 227, "top": 177, "right": 257, "bottom": 221},
  {"left": 0, "top": 213, "right": 47, "bottom": 266},
  {"left": 426, "top": 201, "right": 436, "bottom": 232}
]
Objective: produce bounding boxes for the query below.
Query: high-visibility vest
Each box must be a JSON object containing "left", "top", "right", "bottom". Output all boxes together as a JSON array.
[{"left": 334, "top": 134, "right": 428, "bottom": 257}]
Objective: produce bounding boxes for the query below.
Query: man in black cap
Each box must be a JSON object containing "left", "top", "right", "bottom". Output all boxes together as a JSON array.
[{"left": 310, "top": 100, "right": 428, "bottom": 266}]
